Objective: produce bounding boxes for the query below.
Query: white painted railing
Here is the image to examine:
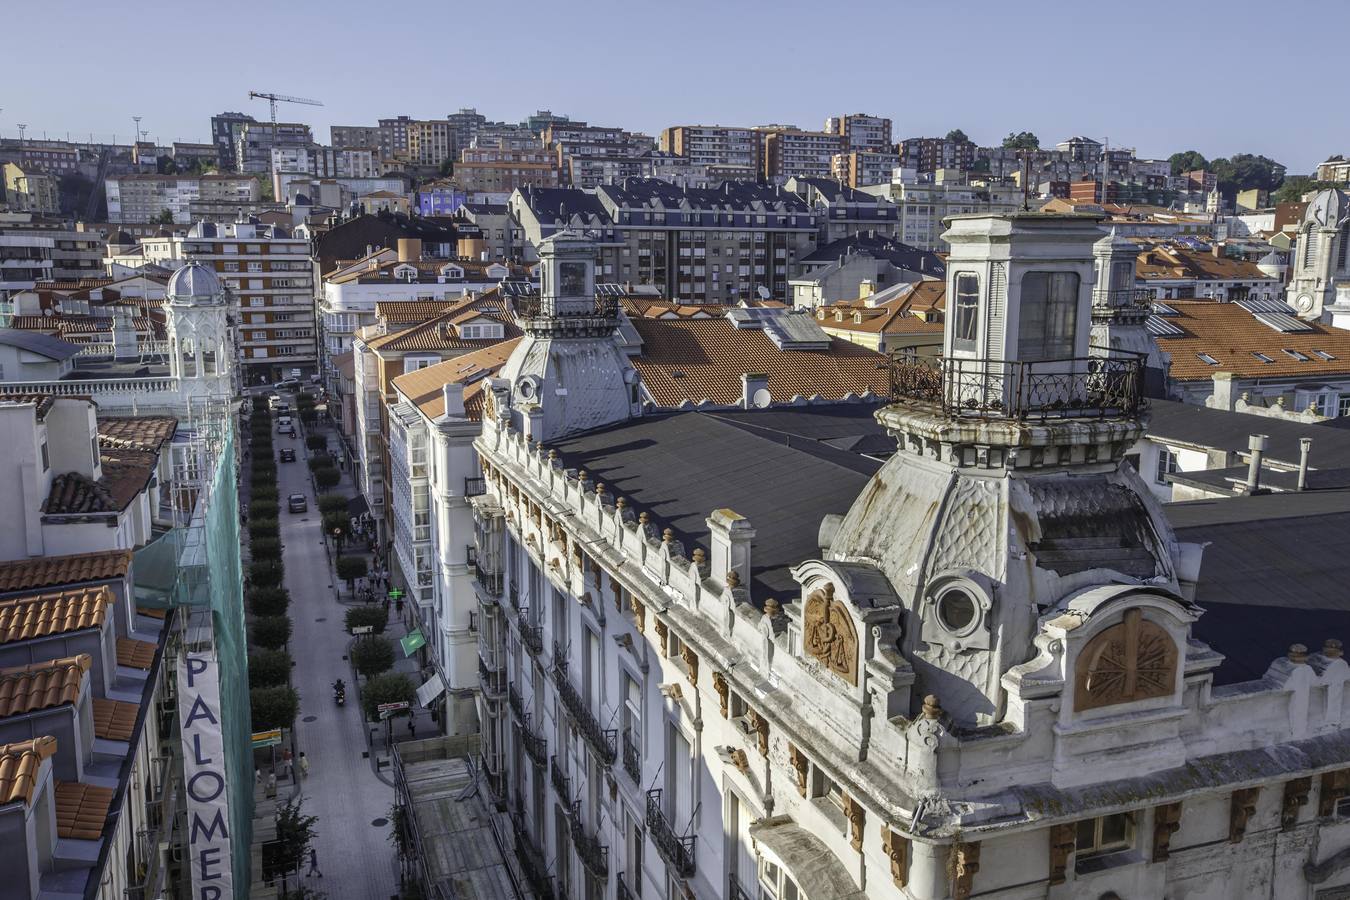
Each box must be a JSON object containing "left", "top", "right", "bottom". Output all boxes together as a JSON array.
[{"left": 0, "top": 376, "right": 179, "bottom": 397}]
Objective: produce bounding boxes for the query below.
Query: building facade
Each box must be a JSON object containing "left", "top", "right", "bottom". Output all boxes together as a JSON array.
[
  {"left": 660, "top": 125, "right": 761, "bottom": 172},
  {"left": 826, "top": 113, "right": 894, "bottom": 153},
  {"left": 761, "top": 129, "right": 847, "bottom": 182},
  {"left": 106, "top": 174, "right": 261, "bottom": 224}
]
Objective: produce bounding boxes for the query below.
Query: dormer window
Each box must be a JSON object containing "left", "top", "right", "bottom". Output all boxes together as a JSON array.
[
  {"left": 439, "top": 264, "right": 464, "bottom": 280},
  {"left": 952, "top": 273, "right": 980, "bottom": 352}
]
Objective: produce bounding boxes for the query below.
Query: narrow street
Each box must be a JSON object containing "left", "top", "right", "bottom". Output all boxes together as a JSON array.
[{"left": 272, "top": 415, "right": 400, "bottom": 900}]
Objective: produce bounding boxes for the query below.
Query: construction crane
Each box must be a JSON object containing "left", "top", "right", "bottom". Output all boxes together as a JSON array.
[{"left": 247, "top": 91, "right": 323, "bottom": 150}]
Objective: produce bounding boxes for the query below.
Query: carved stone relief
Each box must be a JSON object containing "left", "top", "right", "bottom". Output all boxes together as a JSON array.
[
  {"left": 1153, "top": 802, "right": 1182, "bottom": 861},
  {"left": 1074, "top": 608, "right": 1178, "bottom": 711},
  {"left": 880, "top": 826, "right": 909, "bottom": 888},
  {"left": 803, "top": 583, "right": 858, "bottom": 685}
]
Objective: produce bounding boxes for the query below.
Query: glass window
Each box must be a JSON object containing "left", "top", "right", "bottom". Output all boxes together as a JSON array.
[
  {"left": 1076, "top": 812, "right": 1134, "bottom": 856},
  {"left": 1155, "top": 449, "right": 1178, "bottom": 485},
  {"left": 1019, "top": 272, "right": 1080, "bottom": 360},
  {"left": 950, "top": 272, "right": 981, "bottom": 352}
]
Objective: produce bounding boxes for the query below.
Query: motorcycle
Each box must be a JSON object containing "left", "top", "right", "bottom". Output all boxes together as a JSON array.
[{"left": 333, "top": 680, "right": 346, "bottom": 706}]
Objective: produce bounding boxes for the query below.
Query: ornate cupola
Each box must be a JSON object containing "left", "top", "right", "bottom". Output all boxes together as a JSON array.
[
  {"left": 495, "top": 231, "right": 641, "bottom": 442},
  {"left": 1286, "top": 188, "right": 1350, "bottom": 323},
  {"left": 823, "top": 213, "right": 1185, "bottom": 726},
  {"left": 164, "top": 261, "right": 235, "bottom": 406},
  {"left": 1089, "top": 227, "right": 1169, "bottom": 393}
]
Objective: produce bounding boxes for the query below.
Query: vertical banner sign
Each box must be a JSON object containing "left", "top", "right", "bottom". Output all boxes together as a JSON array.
[{"left": 178, "top": 651, "right": 235, "bottom": 899}]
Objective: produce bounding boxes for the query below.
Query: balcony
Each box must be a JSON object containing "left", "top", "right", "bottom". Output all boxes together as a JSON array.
[
  {"left": 508, "top": 685, "right": 525, "bottom": 721},
  {"left": 514, "top": 817, "right": 554, "bottom": 899},
  {"left": 550, "top": 754, "right": 571, "bottom": 800},
  {"left": 622, "top": 728, "right": 641, "bottom": 784},
  {"left": 570, "top": 801, "right": 610, "bottom": 880},
  {"left": 729, "top": 873, "right": 756, "bottom": 900},
  {"left": 470, "top": 545, "right": 503, "bottom": 597},
  {"left": 1094, "top": 287, "right": 1154, "bottom": 310},
  {"left": 464, "top": 475, "right": 486, "bottom": 497},
  {"left": 888, "top": 353, "right": 1144, "bottom": 421},
  {"left": 478, "top": 657, "right": 505, "bottom": 698},
  {"left": 553, "top": 661, "right": 617, "bottom": 765},
  {"left": 618, "top": 873, "right": 637, "bottom": 900},
  {"left": 519, "top": 714, "right": 548, "bottom": 768},
  {"left": 520, "top": 618, "right": 544, "bottom": 658},
  {"left": 645, "top": 789, "right": 696, "bottom": 879},
  {"left": 514, "top": 294, "right": 620, "bottom": 321}
]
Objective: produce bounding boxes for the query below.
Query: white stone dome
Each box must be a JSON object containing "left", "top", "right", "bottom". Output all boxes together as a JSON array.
[{"left": 166, "top": 262, "right": 224, "bottom": 306}]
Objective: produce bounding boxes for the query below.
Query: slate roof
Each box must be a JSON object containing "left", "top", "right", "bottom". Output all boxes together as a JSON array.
[
  {"left": 97, "top": 416, "right": 177, "bottom": 452},
  {"left": 1153, "top": 300, "right": 1350, "bottom": 382},
  {"left": 0, "top": 736, "right": 57, "bottom": 806},
  {"left": 0, "top": 549, "right": 131, "bottom": 594},
  {"left": 551, "top": 410, "right": 882, "bottom": 598},
  {"left": 0, "top": 655, "right": 90, "bottom": 717},
  {"left": 799, "top": 233, "right": 946, "bottom": 276},
  {"left": 0, "top": 329, "right": 82, "bottom": 361},
  {"left": 1145, "top": 399, "right": 1350, "bottom": 466},
  {"left": 0, "top": 587, "right": 115, "bottom": 643},
  {"left": 630, "top": 318, "right": 890, "bottom": 407}
]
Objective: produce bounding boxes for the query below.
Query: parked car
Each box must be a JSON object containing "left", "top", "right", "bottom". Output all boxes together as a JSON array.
[
  {"left": 267, "top": 393, "right": 282, "bottom": 410},
  {"left": 277, "top": 417, "right": 296, "bottom": 437},
  {"left": 275, "top": 403, "right": 291, "bottom": 416},
  {"left": 279, "top": 448, "right": 296, "bottom": 462},
  {"left": 287, "top": 493, "right": 307, "bottom": 513},
  {"left": 275, "top": 378, "right": 301, "bottom": 391}
]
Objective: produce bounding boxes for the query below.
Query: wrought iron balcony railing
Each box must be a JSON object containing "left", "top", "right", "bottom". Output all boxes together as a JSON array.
[
  {"left": 889, "top": 353, "right": 1144, "bottom": 421},
  {"left": 550, "top": 755, "right": 571, "bottom": 801},
  {"left": 508, "top": 582, "right": 519, "bottom": 610},
  {"left": 622, "top": 728, "right": 641, "bottom": 784},
  {"left": 478, "top": 657, "right": 505, "bottom": 698},
  {"left": 729, "top": 873, "right": 756, "bottom": 900},
  {"left": 520, "top": 619, "right": 544, "bottom": 657},
  {"left": 570, "top": 801, "right": 610, "bottom": 880},
  {"left": 520, "top": 713, "right": 548, "bottom": 768},
  {"left": 646, "top": 789, "right": 695, "bottom": 879},
  {"left": 515, "top": 295, "right": 620, "bottom": 320},
  {"left": 553, "top": 662, "right": 617, "bottom": 765},
  {"left": 618, "top": 873, "right": 637, "bottom": 900},
  {"left": 464, "top": 475, "right": 486, "bottom": 497},
  {"left": 514, "top": 818, "right": 554, "bottom": 900},
  {"left": 1093, "top": 287, "right": 1155, "bottom": 310},
  {"left": 507, "top": 684, "right": 525, "bottom": 721}
]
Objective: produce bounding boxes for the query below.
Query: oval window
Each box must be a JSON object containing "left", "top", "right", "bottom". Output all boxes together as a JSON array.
[{"left": 937, "top": 589, "right": 977, "bottom": 633}]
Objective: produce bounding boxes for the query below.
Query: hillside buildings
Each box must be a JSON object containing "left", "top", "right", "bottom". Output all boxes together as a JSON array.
[
  {"left": 105, "top": 174, "right": 261, "bottom": 224},
  {"left": 660, "top": 125, "right": 760, "bottom": 175},
  {"left": 3, "top": 163, "right": 59, "bottom": 214},
  {"left": 210, "top": 111, "right": 256, "bottom": 169}
]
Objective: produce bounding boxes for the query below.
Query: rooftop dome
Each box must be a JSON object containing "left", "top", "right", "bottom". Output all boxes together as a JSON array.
[
  {"left": 109, "top": 230, "right": 134, "bottom": 246},
  {"left": 1303, "top": 188, "right": 1349, "bottom": 229},
  {"left": 166, "top": 262, "right": 224, "bottom": 306}
]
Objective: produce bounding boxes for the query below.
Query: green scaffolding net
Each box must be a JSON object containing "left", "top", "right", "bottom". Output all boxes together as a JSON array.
[{"left": 135, "top": 423, "right": 253, "bottom": 892}]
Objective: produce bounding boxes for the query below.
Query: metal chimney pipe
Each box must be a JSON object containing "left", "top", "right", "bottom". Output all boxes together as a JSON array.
[
  {"left": 1246, "top": 434, "right": 1269, "bottom": 493},
  {"left": 1297, "top": 437, "right": 1312, "bottom": 492}
]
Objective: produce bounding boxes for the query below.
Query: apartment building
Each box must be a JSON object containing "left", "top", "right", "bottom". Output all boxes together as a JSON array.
[
  {"left": 3, "top": 163, "right": 59, "bottom": 214},
  {"left": 825, "top": 112, "right": 893, "bottom": 152},
  {"left": 898, "top": 135, "right": 976, "bottom": 173},
  {"left": 105, "top": 173, "right": 261, "bottom": 224},
  {"left": 456, "top": 141, "right": 560, "bottom": 193},
  {"left": 865, "top": 175, "right": 1022, "bottom": 251},
  {"left": 660, "top": 125, "right": 760, "bottom": 172},
  {"left": 209, "top": 111, "right": 255, "bottom": 169},
  {"left": 408, "top": 120, "right": 453, "bottom": 167},
  {"left": 761, "top": 128, "right": 847, "bottom": 181},
  {"left": 786, "top": 176, "right": 901, "bottom": 244},
  {"left": 332, "top": 124, "right": 382, "bottom": 149},
  {"left": 233, "top": 121, "right": 313, "bottom": 174},
  {"left": 0, "top": 141, "right": 82, "bottom": 176},
  {"left": 0, "top": 215, "right": 105, "bottom": 306},
  {"left": 833, "top": 149, "right": 902, "bottom": 188},
  {"left": 138, "top": 219, "right": 315, "bottom": 382},
  {"left": 447, "top": 108, "right": 489, "bottom": 151},
  {"left": 544, "top": 123, "right": 658, "bottom": 187},
  {"left": 511, "top": 179, "right": 817, "bottom": 302}
]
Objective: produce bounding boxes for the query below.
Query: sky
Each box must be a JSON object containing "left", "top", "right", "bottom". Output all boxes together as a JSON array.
[{"left": 4, "top": 0, "right": 1345, "bottom": 174}]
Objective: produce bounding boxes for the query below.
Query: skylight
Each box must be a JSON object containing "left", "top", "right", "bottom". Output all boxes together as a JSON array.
[
  {"left": 1282, "top": 349, "right": 1310, "bottom": 361},
  {"left": 1251, "top": 352, "right": 1274, "bottom": 363},
  {"left": 1312, "top": 349, "right": 1337, "bottom": 361},
  {"left": 1197, "top": 353, "right": 1219, "bottom": 366}
]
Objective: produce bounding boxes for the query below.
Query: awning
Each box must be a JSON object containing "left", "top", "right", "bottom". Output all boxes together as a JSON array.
[
  {"left": 401, "top": 629, "right": 427, "bottom": 657},
  {"left": 348, "top": 494, "right": 370, "bottom": 518},
  {"left": 415, "top": 672, "right": 446, "bottom": 708},
  {"left": 748, "top": 818, "right": 866, "bottom": 900}
]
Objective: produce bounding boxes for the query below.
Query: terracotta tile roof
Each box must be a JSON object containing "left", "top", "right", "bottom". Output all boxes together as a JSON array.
[
  {"left": 92, "top": 698, "right": 139, "bottom": 741},
  {"left": 375, "top": 300, "right": 458, "bottom": 326},
  {"left": 116, "top": 638, "right": 157, "bottom": 670},
  {"left": 0, "top": 587, "right": 114, "bottom": 644},
  {"left": 0, "top": 393, "right": 57, "bottom": 420},
  {"left": 1157, "top": 300, "right": 1350, "bottom": 382},
  {"left": 44, "top": 449, "right": 156, "bottom": 516},
  {"left": 815, "top": 280, "right": 947, "bottom": 335},
  {"left": 0, "top": 736, "right": 57, "bottom": 806},
  {"left": 0, "top": 550, "right": 131, "bottom": 594},
  {"left": 98, "top": 416, "right": 177, "bottom": 452},
  {"left": 1135, "top": 246, "right": 1277, "bottom": 283},
  {"left": 620, "top": 297, "right": 721, "bottom": 319},
  {"left": 630, "top": 318, "right": 891, "bottom": 407},
  {"left": 0, "top": 655, "right": 90, "bottom": 717},
  {"left": 136, "top": 605, "right": 167, "bottom": 620},
  {"left": 55, "top": 781, "right": 114, "bottom": 839},
  {"left": 367, "top": 291, "right": 520, "bottom": 353},
  {"left": 392, "top": 338, "right": 521, "bottom": 421}
]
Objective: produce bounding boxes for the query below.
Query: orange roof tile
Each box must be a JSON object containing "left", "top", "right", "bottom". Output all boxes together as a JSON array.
[
  {"left": 98, "top": 416, "right": 177, "bottom": 452},
  {"left": 91, "top": 698, "right": 139, "bottom": 742},
  {"left": 367, "top": 291, "right": 521, "bottom": 353},
  {"left": 630, "top": 318, "right": 891, "bottom": 407},
  {"left": 55, "top": 781, "right": 114, "bottom": 839},
  {"left": 0, "top": 736, "right": 57, "bottom": 806},
  {"left": 392, "top": 338, "right": 522, "bottom": 421},
  {"left": 1154, "top": 301, "right": 1350, "bottom": 382},
  {"left": 0, "top": 550, "right": 131, "bottom": 594},
  {"left": 1135, "top": 246, "right": 1277, "bottom": 283},
  {"left": 374, "top": 300, "right": 459, "bottom": 325},
  {"left": 816, "top": 281, "right": 947, "bottom": 335},
  {"left": 116, "top": 638, "right": 157, "bottom": 670},
  {"left": 0, "top": 587, "right": 114, "bottom": 644},
  {"left": 0, "top": 655, "right": 90, "bottom": 717}
]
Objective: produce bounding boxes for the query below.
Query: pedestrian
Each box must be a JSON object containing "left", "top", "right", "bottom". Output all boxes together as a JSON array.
[
  {"left": 281, "top": 747, "right": 293, "bottom": 779},
  {"left": 265, "top": 769, "right": 277, "bottom": 798},
  {"left": 407, "top": 717, "right": 416, "bottom": 738},
  {"left": 298, "top": 751, "right": 310, "bottom": 778},
  {"left": 307, "top": 847, "right": 323, "bottom": 878},
  {"left": 255, "top": 768, "right": 261, "bottom": 785}
]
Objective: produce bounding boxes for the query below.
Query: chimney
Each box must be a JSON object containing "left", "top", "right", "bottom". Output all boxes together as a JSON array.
[
  {"left": 1211, "top": 242, "right": 1223, "bottom": 258},
  {"left": 859, "top": 279, "right": 874, "bottom": 300},
  {"left": 398, "top": 238, "right": 423, "bottom": 262},
  {"left": 1210, "top": 372, "right": 1237, "bottom": 412},
  {"left": 442, "top": 382, "right": 465, "bottom": 417},
  {"left": 707, "top": 509, "right": 755, "bottom": 590},
  {"left": 1245, "top": 434, "right": 1269, "bottom": 494},
  {"left": 741, "top": 373, "right": 769, "bottom": 409},
  {"left": 1297, "top": 437, "right": 1312, "bottom": 491}
]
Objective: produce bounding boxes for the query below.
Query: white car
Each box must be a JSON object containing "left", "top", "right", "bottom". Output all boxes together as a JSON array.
[{"left": 267, "top": 394, "right": 282, "bottom": 410}]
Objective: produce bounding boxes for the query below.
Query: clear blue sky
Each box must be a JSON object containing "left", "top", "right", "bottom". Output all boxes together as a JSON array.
[{"left": 5, "top": 0, "right": 1343, "bottom": 174}]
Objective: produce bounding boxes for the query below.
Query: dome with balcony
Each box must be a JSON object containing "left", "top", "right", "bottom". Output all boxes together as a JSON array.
[{"left": 165, "top": 262, "right": 225, "bottom": 307}]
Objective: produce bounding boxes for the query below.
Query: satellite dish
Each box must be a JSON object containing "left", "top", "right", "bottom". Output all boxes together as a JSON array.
[
  {"left": 752, "top": 388, "right": 772, "bottom": 409},
  {"left": 757, "top": 286, "right": 772, "bottom": 301}
]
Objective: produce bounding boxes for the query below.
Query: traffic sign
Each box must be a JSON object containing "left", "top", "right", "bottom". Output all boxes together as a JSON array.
[
  {"left": 351, "top": 625, "right": 373, "bottom": 635},
  {"left": 251, "top": 728, "right": 282, "bottom": 748},
  {"left": 377, "top": 701, "right": 409, "bottom": 720}
]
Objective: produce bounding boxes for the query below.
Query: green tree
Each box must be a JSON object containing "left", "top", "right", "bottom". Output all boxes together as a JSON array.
[
  {"left": 318, "top": 493, "right": 350, "bottom": 515},
  {"left": 1210, "top": 154, "right": 1286, "bottom": 195},
  {"left": 250, "top": 685, "right": 299, "bottom": 730},
  {"left": 250, "top": 537, "right": 282, "bottom": 561},
  {"left": 945, "top": 129, "right": 969, "bottom": 144},
  {"left": 248, "top": 648, "right": 293, "bottom": 688},
  {"left": 248, "top": 585, "right": 290, "bottom": 616},
  {"left": 271, "top": 798, "right": 319, "bottom": 895},
  {"left": 438, "top": 156, "right": 455, "bottom": 177},
  {"left": 151, "top": 208, "right": 175, "bottom": 225},
  {"left": 249, "top": 559, "right": 283, "bottom": 585},
  {"left": 250, "top": 500, "right": 279, "bottom": 520},
  {"left": 314, "top": 466, "right": 340, "bottom": 491},
  {"left": 1273, "top": 176, "right": 1339, "bottom": 205},
  {"left": 321, "top": 510, "right": 349, "bottom": 537},
  {"left": 250, "top": 486, "right": 279, "bottom": 505},
  {"left": 1168, "top": 150, "right": 1208, "bottom": 176},
  {"left": 345, "top": 605, "right": 388, "bottom": 635},
  {"left": 1001, "top": 131, "right": 1040, "bottom": 150},
  {"left": 361, "top": 672, "right": 416, "bottom": 721},
  {"left": 335, "top": 555, "right": 368, "bottom": 590},
  {"left": 351, "top": 636, "right": 396, "bottom": 677},
  {"left": 249, "top": 518, "right": 279, "bottom": 540},
  {"left": 251, "top": 615, "right": 293, "bottom": 650},
  {"left": 306, "top": 434, "right": 328, "bottom": 452},
  {"left": 307, "top": 453, "right": 332, "bottom": 472}
]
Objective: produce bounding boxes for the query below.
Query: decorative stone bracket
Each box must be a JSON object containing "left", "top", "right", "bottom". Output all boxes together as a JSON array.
[
  {"left": 1153, "top": 802, "right": 1182, "bottom": 861},
  {"left": 1229, "top": 788, "right": 1260, "bottom": 843},
  {"left": 880, "top": 826, "right": 909, "bottom": 888}
]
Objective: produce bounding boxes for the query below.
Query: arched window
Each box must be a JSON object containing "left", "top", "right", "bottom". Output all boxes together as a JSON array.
[{"left": 1074, "top": 608, "right": 1177, "bottom": 711}]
